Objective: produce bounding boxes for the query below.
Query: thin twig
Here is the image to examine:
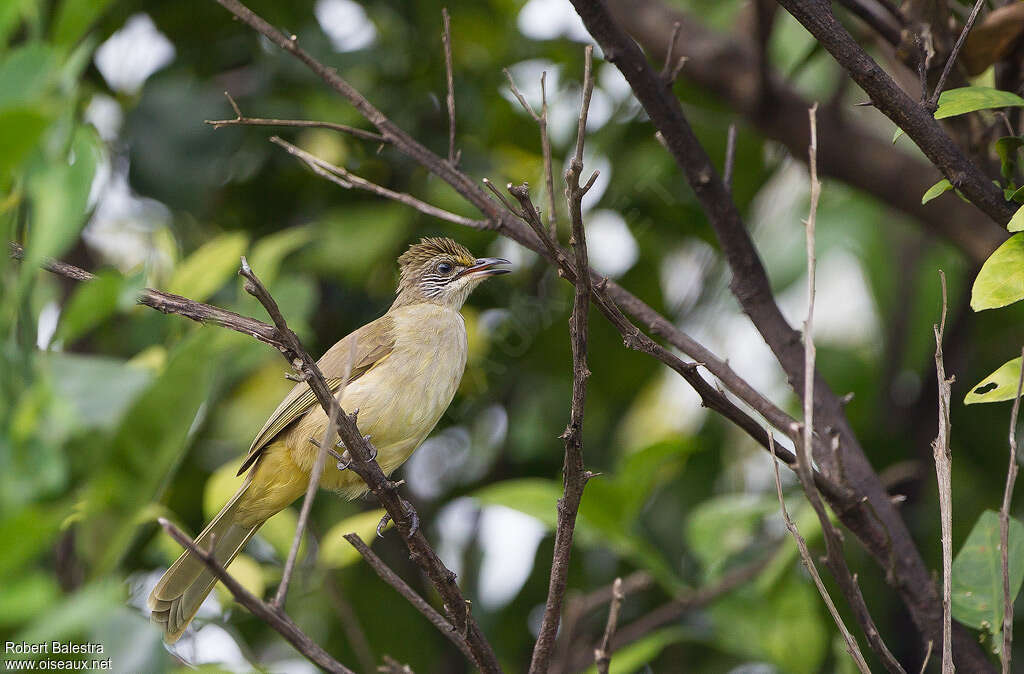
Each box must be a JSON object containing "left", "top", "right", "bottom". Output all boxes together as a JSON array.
[
  {"left": 502, "top": 69, "right": 558, "bottom": 234},
  {"left": 927, "top": 0, "right": 985, "bottom": 110},
  {"left": 723, "top": 122, "right": 737, "bottom": 193},
  {"left": 932, "top": 270, "right": 954, "bottom": 674},
  {"left": 795, "top": 106, "right": 905, "bottom": 673},
  {"left": 769, "top": 434, "right": 871, "bottom": 673},
  {"left": 593, "top": 578, "right": 625, "bottom": 674},
  {"left": 158, "top": 519, "right": 355, "bottom": 674},
  {"left": 1000, "top": 345, "right": 1024, "bottom": 674},
  {"left": 343, "top": 533, "right": 476, "bottom": 663},
  {"left": 272, "top": 335, "right": 356, "bottom": 610},
  {"left": 270, "top": 136, "right": 489, "bottom": 230},
  {"left": 207, "top": 91, "right": 386, "bottom": 143},
  {"left": 441, "top": 8, "right": 459, "bottom": 165},
  {"left": 528, "top": 44, "right": 596, "bottom": 674},
  {"left": 323, "top": 572, "right": 377, "bottom": 674}
]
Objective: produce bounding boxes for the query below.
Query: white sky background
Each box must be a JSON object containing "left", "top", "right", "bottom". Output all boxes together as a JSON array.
[{"left": 84, "top": 2, "right": 884, "bottom": 660}]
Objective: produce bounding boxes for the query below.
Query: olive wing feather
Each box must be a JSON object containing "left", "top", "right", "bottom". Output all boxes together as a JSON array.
[{"left": 236, "top": 315, "right": 396, "bottom": 476}]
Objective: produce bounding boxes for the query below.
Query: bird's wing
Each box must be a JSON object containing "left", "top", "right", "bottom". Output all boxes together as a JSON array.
[{"left": 236, "top": 314, "right": 396, "bottom": 476}]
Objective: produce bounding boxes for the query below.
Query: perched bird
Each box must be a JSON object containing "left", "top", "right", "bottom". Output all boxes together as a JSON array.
[{"left": 148, "top": 237, "right": 509, "bottom": 642}]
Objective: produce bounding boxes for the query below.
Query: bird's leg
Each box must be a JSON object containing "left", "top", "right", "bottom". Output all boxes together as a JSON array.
[
  {"left": 307, "top": 437, "right": 347, "bottom": 466},
  {"left": 326, "top": 435, "right": 376, "bottom": 471},
  {"left": 377, "top": 491, "right": 419, "bottom": 537}
]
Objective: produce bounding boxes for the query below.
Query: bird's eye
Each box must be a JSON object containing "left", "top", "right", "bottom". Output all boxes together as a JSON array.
[{"left": 437, "top": 262, "right": 453, "bottom": 274}]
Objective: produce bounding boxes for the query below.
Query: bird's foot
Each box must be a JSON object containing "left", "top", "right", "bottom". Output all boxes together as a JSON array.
[{"left": 377, "top": 495, "right": 418, "bottom": 538}]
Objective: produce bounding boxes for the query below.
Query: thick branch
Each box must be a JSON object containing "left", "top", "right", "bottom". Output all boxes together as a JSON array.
[
  {"left": 528, "top": 46, "right": 597, "bottom": 674},
  {"left": 566, "top": 2, "right": 993, "bottom": 670}
]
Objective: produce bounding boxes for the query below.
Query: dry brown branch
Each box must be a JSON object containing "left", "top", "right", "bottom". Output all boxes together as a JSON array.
[
  {"left": 343, "top": 533, "right": 475, "bottom": 663},
  {"left": 528, "top": 45, "right": 597, "bottom": 674},
  {"left": 158, "top": 518, "right": 355, "bottom": 674},
  {"left": 1000, "top": 345, "right": 1024, "bottom": 673},
  {"left": 593, "top": 578, "right": 625, "bottom": 674},
  {"left": 770, "top": 434, "right": 870, "bottom": 673},
  {"left": 270, "top": 136, "right": 489, "bottom": 229},
  {"left": 932, "top": 270, "right": 954, "bottom": 674},
  {"left": 564, "top": 552, "right": 773, "bottom": 672},
  {"left": 207, "top": 91, "right": 386, "bottom": 143},
  {"left": 503, "top": 68, "right": 557, "bottom": 234},
  {"left": 927, "top": 0, "right": 985, "bottom": 110}
]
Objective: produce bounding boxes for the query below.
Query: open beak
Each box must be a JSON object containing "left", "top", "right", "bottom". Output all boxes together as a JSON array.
[{"left": 459, "top": 257, "right": 511, "bottom": 278}]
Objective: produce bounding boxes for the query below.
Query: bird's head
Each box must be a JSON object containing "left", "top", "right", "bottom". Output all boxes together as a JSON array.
[{"left": 392, "top": 237, "right": 510, "bottom": 309}]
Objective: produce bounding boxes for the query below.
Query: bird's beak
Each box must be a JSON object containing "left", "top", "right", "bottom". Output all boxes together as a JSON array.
[{"left": 459, "top": 257, "right": 511, "bottom": 278}]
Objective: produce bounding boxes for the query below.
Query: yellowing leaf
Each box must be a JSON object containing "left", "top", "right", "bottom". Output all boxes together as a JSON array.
[
  {"left": 951, "top": 510, "right": 1024, "bottom": 632},
  {"left": 318, "top": 509, "right": 390, "bottom": 569},
  {"left": 965, "top": 356, "right": 1023, "bottom": 404},
  {"left": 971, "top": 233, "right": 1024, "bottom": 311},
  {"left": 167, "top": 232, "right": 248, "bottom": 302},
  {"left": 1010, "top": 204, "right": 1024, "bottom": 232}
]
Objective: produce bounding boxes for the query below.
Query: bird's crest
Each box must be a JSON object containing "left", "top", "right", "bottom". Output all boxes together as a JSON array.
[{"left": 398, "top": 237, "right": 475, "bottom": 269}]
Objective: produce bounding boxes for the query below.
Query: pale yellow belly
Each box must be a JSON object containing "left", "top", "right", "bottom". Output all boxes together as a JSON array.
[{"left": 237, "top": 305, "right": 467, "bottom": 522}]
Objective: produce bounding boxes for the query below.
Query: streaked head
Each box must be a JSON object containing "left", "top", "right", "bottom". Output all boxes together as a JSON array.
[{"left": 393, "top": 237, "right": 510, "bottom": 309}]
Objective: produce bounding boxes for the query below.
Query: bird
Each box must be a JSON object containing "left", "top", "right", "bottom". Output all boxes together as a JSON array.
[{"left": 148, "top": 237, "right": 510, "bottom": 643}]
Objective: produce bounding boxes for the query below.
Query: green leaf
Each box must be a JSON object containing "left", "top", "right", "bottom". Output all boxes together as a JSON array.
[
  {"left": 41, "top": 352, "right": 153, "bottom": 430},
  {"left": 52, "top": 0, "right": 115, "bottom": 46},
  {"left": 892, "top": 127, "right": 904, "bottom": 143},
  {"left": 922, "top": 179, "right": 953, "bottom": 205},
  {"left": 0, "top": 43, "right": 57, "bottom": 110},
  {"left": 971, "top": 233, "right": 1024, "bottom": 310},
  {"left": 88, "top": 331, "right": 230, "bottom": 574},
  {"left": 934, "top": 87, "right": 1024, "bottom": 120},
  {"left": 951, "top": 510, "right": 1024, "bottom": 633},
  {"left": 55, "top": 270, "right": 145, "bottom": 344},
  {"left": 248, "top": 226, "right": 314, "bottom": 286},
  {"left": 166, "top": 232, "right": 249, "bottom": 302},
  {"left": 1010, "top": 205, "right": 1024, "bottom": 232},
  {"left": 995, "top": 136, "right": 1024, "bottom": 181},
  {"left": 23, "top": 127, "right": 100, "bottom": 269},
  {"left": 966, "top": 357, "right": 1023, "bottom": 405},
  {"left": 711, "top": 573, "right": 828, "bottom": 674},
  {"left": 582, "top": 627, "right": 686, "bottom": 674},
  {"left": 0, "top": 107, "right": 52, "bottom": 180},
  {"left": 319, "top": 509, "right": 391, "bottom": 568},
  {"left": 686, "top": 493, "right": 777, "bottom": 572}
]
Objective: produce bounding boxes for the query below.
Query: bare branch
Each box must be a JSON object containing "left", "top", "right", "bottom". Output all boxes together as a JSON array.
[
  {"left": 441, "top": 8, "right": 459, "bottom": 165},
  {"left": 271, "top": 136, "right": 490, "bottom": 230},
  {"left": 932, "top": 270, "right": 954, "bottom": 674},
  {"left": 770, "top": 434, "right": 870, "bottom": 673},
  {"left": 1000, "top": 345, "right": 1024, "bottom": 674},
  {"left": 593, "top": 578, "right": 625, "bottom": 674},
  {"left": 158, "top": 518, "right": 356, "bottom": 674},
  {"left": 927, "top": 0, "right": 985, "bottom": 110},
  {"left": 504, "top": 69, "right": 558, "bottom": 235},
  {"left": 528, "top": 45, "right": 596, "bottom": 674},
  {"left": 343, "top": 533, "right": 476, "bottom": 663},
  {"left": 207, "top": 91, "right": 386, "bottom": 143}
]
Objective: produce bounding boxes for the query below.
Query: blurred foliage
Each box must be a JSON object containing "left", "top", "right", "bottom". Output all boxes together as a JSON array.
[{"left": 3, "top": 0, "right": 1024, "bottom": 673}]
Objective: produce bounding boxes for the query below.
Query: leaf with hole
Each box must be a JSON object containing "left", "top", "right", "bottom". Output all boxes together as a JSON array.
[
  {"left": 965, "top": 356, "right": 1023, "bottom": 404},
  {"left": 971, "top": 233, "right": 1024, "bottom": 310}
]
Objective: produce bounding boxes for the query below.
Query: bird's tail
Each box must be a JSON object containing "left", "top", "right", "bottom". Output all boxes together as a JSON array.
[{"left": 148, "top": 473, "right": 262, "bottom": 643}]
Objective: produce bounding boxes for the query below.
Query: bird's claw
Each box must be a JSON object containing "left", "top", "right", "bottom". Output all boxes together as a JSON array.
[
  {"left": 377, "top": 496, "right": 418, "bottom": 538},
  {"left": 325, "top": 436, "right": 375, "bottom": 471}
]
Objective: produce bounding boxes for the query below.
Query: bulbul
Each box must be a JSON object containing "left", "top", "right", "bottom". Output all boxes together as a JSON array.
[{"left": 148, "top": 237, "right": 510, "bottom": 642}]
